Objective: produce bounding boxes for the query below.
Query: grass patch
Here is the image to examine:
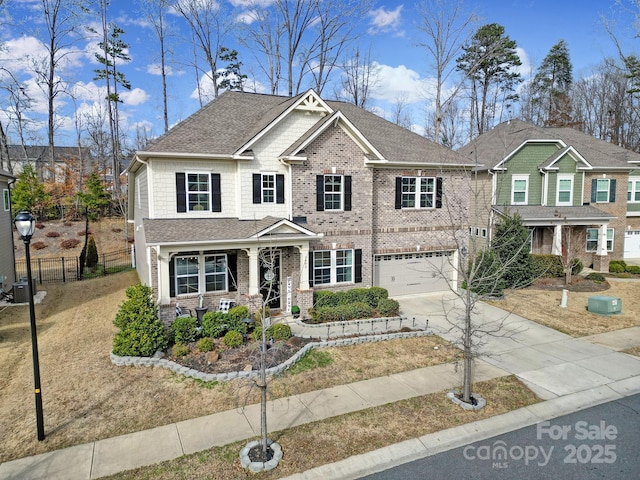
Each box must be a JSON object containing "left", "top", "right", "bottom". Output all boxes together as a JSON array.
[
  {"left": 623, "top": 346, "right": 640, "bottom": 357},
  {"left": 103, "top": 375, "right": 540, "bottom": 480},
  {"left": 286, "top": 350, "right": 333, "bottom": 375}
]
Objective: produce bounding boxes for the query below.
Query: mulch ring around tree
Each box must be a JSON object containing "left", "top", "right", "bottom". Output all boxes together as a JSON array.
[
  {"left": 166, "top": 336, "right": 317, "bottom": 374},
  {"left": 531, "top": 276, "right": 610, "bottom": 293}
]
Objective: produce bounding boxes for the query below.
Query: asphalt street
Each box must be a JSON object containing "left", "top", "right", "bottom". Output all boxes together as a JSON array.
[{"left": 361, "top": 393, "right": 640, "bottom": 480}]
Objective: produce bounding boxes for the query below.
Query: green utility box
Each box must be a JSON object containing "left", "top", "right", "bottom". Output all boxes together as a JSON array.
[{"left": 587, "top": 296, "right": 622, "bottom": 315}]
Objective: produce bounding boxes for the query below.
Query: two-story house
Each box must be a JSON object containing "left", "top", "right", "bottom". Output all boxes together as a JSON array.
[
  {"left": 459, "top": 119, "right": 640, "bottom": 272},
  {"left": 7, "top": 145, "right": 94, "bottom": 183},
  {"left": 1, "top": 169, "right": 16, "bottom": 294},
  {"left": 128, "top": 90, "right": 474, "bottom": 321}
]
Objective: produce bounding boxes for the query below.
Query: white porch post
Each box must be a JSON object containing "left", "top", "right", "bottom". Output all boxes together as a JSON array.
[
  {"left": 297, "top": 244, "right": 310, "bottom": 290},
  {"left": 246, "top": 247, "right": 260, "bottom": 295},
  {"left": 552, "top": 225, "right": 562, "bottom": 255},
  {"left": 157, "top": 249, "right": 169, "bottom": 304},
  {"left": 597, "top": 223, "right": 608, "bottom": 256}
]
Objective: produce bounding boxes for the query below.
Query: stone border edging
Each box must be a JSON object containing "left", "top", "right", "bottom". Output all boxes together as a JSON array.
[{"left": 110, "top": 329, "right": 433, "bottom": 383}]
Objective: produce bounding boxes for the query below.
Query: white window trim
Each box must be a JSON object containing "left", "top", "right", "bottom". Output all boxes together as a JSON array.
[
  {"left": 3, "top": 189, "right": 9, "bottom": 211},
  {"left": 313, "top": 249, "right": 354, "bottom": 285},
  {"left": 511, "top": 174, "right": 529, "bottom": 205},
  {"left": 556, "top": 174, "right": 574, "bottom": 206},
  {"left": 401, "top": 176, "right": 436, "bottom": 209},
  {"left": 595, "top": 178, "right": 610, "bottom": 204},
  {"left": 628, "top": 177, "right": 640, "bottom": 203},
  {"left": 324, "top": 174, "right": 344, "bottom": 211},
  {"left": 586, "top": 228, "right": 614, "bottom": 252},
  {"left": 186, "top": 172, "right": 210, "bottom": 212},
  {"left": 175, "top": 253, "right": 229, "bottom": 296},
  {"left": 261, "top": 173, "right": 276, "bottom": 204}
]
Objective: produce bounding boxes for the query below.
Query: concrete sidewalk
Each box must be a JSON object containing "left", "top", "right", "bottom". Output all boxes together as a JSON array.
[{"left": 1, "top": 294, "right": 640, "bottom": 480}]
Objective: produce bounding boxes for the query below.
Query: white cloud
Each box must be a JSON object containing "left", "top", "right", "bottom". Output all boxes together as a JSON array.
[
  {"left": 367, "top": 5, "right": 403, "bottom": 34},
  {"left": 146, "top": 63, "right": 185, "bottom": 76},
  {"left": 121, "top": 88, "right": 150, "bottom": 106},
  {"left": 370, "top": 62, "right": 432, "bottom": 104}
]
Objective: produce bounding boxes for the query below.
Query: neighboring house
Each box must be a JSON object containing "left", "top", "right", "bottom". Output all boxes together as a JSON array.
[
  {"left": 459, "top": 119, "right": 640, "bottom": 272},
  {"left": 0, "top": 169, "right": 16, "bottom": 293},
  {"left": 7, "top": 145, "right": 94, "bottom": 183},
  {"left": 128, "top": 90, "right": 474, "bottom": 321}
]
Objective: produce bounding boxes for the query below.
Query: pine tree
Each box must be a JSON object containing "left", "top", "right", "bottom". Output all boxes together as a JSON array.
[
  {"left": 491, "top": 214, "right": 535, "bottom": 289},
  {"left": 11, "top": 164, "right": 50, "bottom": 218},
  {"left": 86, "top": 235, "right": 99, "bottom": 269},
  {"left": 77, "top": 172, "right": 110, "bottom": 220},
  {"left": 218, "top": 47, "right": 247, "bottom": 92},
  {"left": 532, "top": 40, "right": 574, "bottom": 126}
]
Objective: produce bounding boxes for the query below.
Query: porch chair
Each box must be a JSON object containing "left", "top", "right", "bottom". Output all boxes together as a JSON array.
[{"left": 175, "top": 303, "right": 192, "bottom": 318}]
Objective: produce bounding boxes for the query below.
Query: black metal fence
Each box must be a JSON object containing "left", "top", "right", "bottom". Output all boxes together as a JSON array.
[{"left": 15, "top": 248, "right": 133, "bottom": 284}]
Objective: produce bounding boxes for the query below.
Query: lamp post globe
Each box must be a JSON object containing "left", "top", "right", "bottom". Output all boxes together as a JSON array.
[{"left": 13, "top": 210, "right": 45, "bottom": 441}]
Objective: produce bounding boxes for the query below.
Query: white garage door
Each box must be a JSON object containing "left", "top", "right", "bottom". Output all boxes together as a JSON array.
[
  {"left": 374, "top": 251, "right": 454, "bottom": 296},
  {"left": 624, "top": 230, "right": 640, "bottom": 258}
]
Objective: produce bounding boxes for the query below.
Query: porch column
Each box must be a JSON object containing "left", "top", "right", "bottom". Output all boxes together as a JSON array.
[
  {"left": 246, "top": 247, "right": 260, "bottom": 296},
  {"left": 552, "top": 225, "right": 562, "bottom": 255},
  {"left": 597, "top": 223, "right": 608, "bottom": 256},
  {"left": 157, "top": 249, "right": 170, "bottom": 304},
  {"left": 297, "top": 244, "right": 310, "bottom": 290}
]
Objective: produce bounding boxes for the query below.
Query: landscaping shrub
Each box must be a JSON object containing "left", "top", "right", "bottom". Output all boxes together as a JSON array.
[
  {"left": 202, "top": 311, "right": 228, "bottom": 338},
  {"left": 531, "top": 254, "right": 564, "bottom": 278},
  {"left": 585, "top": 272, "right": 606, "bottom": 283},
  {"left": 313, "top": 286, "right": 390, "bottom": 310},
  {"left": 197, "top": 337, "right": 214, "bottom": 353},
  {"left": 270, "top": 323, "right": 292, "bottom": 341},
  {"left": 571, "top": 258, "right": 583, "bottom": 275},
  {"left": 226, "top": 305, "right": 251, "bottom": 334},
  {"left": 112, "top": 284, "right": 168, "bottom": 357},
  {"left": 60, "top": 238, "right": 81, "bottom": 249},
  {"left": 254, "top": 306, "right": 270, "bottom": 322},
  {"left": 609, "top": 261, "right": 625, "bottom": 273},
  {"left": 45, "top": 231, "right": 60, "bottom": 238},
  {"left": 311, "top": 302, "right": 374, "bottom": 323},
  {"left": 368, "top": 287, "right": 389, "bottom": 307},
  {"left": 313, "top": 290, "right": 337, "bottom": 308},
  {"left": 377, "top": 298, "right": 400, "bottom": 316},
  {"left": 171, "top": 316, "right": 198, "bottom": 344},
  {"left": 627, "top": 265, "right": 640, "bottom": 274},
  {"left": 86, "top": 235, "right": 99, "bottom": 268},
  {"left": 222, "top": 330, "right": 243, "bottom": 348},
  {"left": 172, "top": 343, "right": 190, "bottom": 357}
]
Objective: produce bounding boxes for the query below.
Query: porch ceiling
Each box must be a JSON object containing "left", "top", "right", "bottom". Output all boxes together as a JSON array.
[{"left": 493, "top": 205, "right": 616, "bottom": 226}]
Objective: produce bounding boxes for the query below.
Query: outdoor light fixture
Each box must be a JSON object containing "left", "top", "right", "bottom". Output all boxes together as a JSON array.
[{"left": 14, "top": 210, "right": 45, "bottom": 441}]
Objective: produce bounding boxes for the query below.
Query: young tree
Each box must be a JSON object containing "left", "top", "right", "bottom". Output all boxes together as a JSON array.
[
  {"left": 456, "top": 23, "right": 522, "bottom": 137},
  {"left": 11, "top": 164, "right": 50, "bottom": 218},
  {"left": 217, "top": 47, "right": 247, "bottom": 92},
  {"left": 490, "top": 213, "right": 535, "bottom": 290},
  {"left": 338, "top": 46, "right": 379, "bottom": 109},
  {"left": 77, "top": 171, "right": 110, "bottom": 220},
  {"left": 531, "top": 40, "right": 574, "bottom": 126}
]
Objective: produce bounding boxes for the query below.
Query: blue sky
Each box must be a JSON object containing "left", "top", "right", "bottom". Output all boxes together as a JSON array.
[{"left": 0, "top": 0, "right": 638, "bottom": 148}]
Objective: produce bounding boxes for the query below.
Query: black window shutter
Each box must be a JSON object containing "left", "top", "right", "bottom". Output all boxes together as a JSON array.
[
  {"left": 610, "top": 179, "right": 617, "bottom": 202},
  {"left": 211, "top": 174, "right": 221, "bottom": 212},
  {"left": 354, "top": 249, "right": 362, "bottom": 283},
  {"left": 253, "top": 174, "right": 261, "bottom": 204},
  {"left": 436, "top": 177, "right": 443, "bottom": 209},
  {"left": 176, "top": 173, "right": 186, "bottom": 212},
  {"left": 308, "top": 252, "right": 314, "bottom": 287},
  {"left": 227, "top": 253, "right": 237, "bottom": 291},
  {"left": 591, "top": 179, "right": 597, "bottom": 203},
  {"left": 276, "top": 174, "right": 285, "bottom": 204},
  {"left": 316, "top": 175, "right": 325, "bottom": 211},
  {"left": 344, "top": 176, "right": 352, "bottom": 211},
  {"left": 395, "top": 177, "right": 402, "bottom": 209},
  {"left": 169, "top": 257, "right": 175, "bottom": 297}
]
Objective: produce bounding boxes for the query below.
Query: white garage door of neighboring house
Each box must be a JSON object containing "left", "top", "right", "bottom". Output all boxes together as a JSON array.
[
  {"left": 624, "top": 230, "right": 640, "bottom": 258},
  {"left": 374, "top": 251, "right": 453, "bottom": 296}
]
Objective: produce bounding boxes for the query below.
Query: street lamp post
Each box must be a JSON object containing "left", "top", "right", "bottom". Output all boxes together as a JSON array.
[{"left": 14, "top": 210, "right": 45, "bottom": 441}]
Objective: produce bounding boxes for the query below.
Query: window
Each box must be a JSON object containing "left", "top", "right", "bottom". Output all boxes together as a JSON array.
[
  {"left": 511, "top": 175, "right": 528, "bottom": 204},
  {"left": 586, "top": 228, "right": 614, "bottom": 252},
  {"left": 176, "top": 173, "right": 221, "bottom": 212},
  {"left": 253, "top": 173, "right": 284, "bottom": 204},
  {"left": 173, "top": 253, "right": 233, "bottom": 296},
  {"left": 3, "top": 189, "right": 9, "bottom": 211},
  {"left": 628, "top": 178, "right": 640, "bottom": 203},
  {"left": 591, "top": 178, "right": 616, "bottom": 204},
  {"left": 316, "top": 174, "right": 352, "bottom": 211},
  {"left": 313, "top": 249, "right": 354, "bottom": 285},
  {"left": 557, "top": 175, "right": 573, "bottom": 206},
  {"left": 187, "top": 173, "right": 210, "bottom": 211},
  {"left": 395, "top": 176, "right": 442, "bottom": 209}
]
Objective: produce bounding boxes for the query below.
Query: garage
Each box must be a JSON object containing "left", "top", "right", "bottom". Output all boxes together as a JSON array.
[
  {"left": 374, "top": 251, "right": 454, "bottom": 296},
  {"left": 624, "top": 230, "right": 640, "bottom": 258}
]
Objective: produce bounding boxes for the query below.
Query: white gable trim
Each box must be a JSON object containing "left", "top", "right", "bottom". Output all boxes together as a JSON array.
[
  {"left": 254, "top": 219, "right": 322, "bottom": 239},
  {"left": 543, "top": 145, "right": 593, "bottom": 171},
  {"left": 235, "top": 89, "right": 333, "bottom": 156}
]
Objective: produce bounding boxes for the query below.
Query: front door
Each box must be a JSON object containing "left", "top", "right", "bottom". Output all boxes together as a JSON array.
[{"left": 260, "top": 249, "right": 281, "bottom": 309}]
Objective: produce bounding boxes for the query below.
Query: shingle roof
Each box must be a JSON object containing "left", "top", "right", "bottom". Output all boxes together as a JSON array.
[
  {"left": 459, "top": 119, "right": 640, "bottom": 171},
  {"left": 7, "top": 145, "right": 93, "bottom": 163},
  {"left": 494, "top": 204, "right": 615, "bottom": 222},
  {"left": 143, "top": 216, "right": 317, "bottom": 244},
  {"left": 141, "top": 91, "right": 468, "bottom": 166}
]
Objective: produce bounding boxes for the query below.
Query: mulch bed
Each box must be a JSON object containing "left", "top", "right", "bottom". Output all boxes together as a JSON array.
[
  {"left": 166, "top": 336, "right": 316, "bottom": 374},
  {"left": 531, "top": 276, "right": 610, "bottom": 293}
]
